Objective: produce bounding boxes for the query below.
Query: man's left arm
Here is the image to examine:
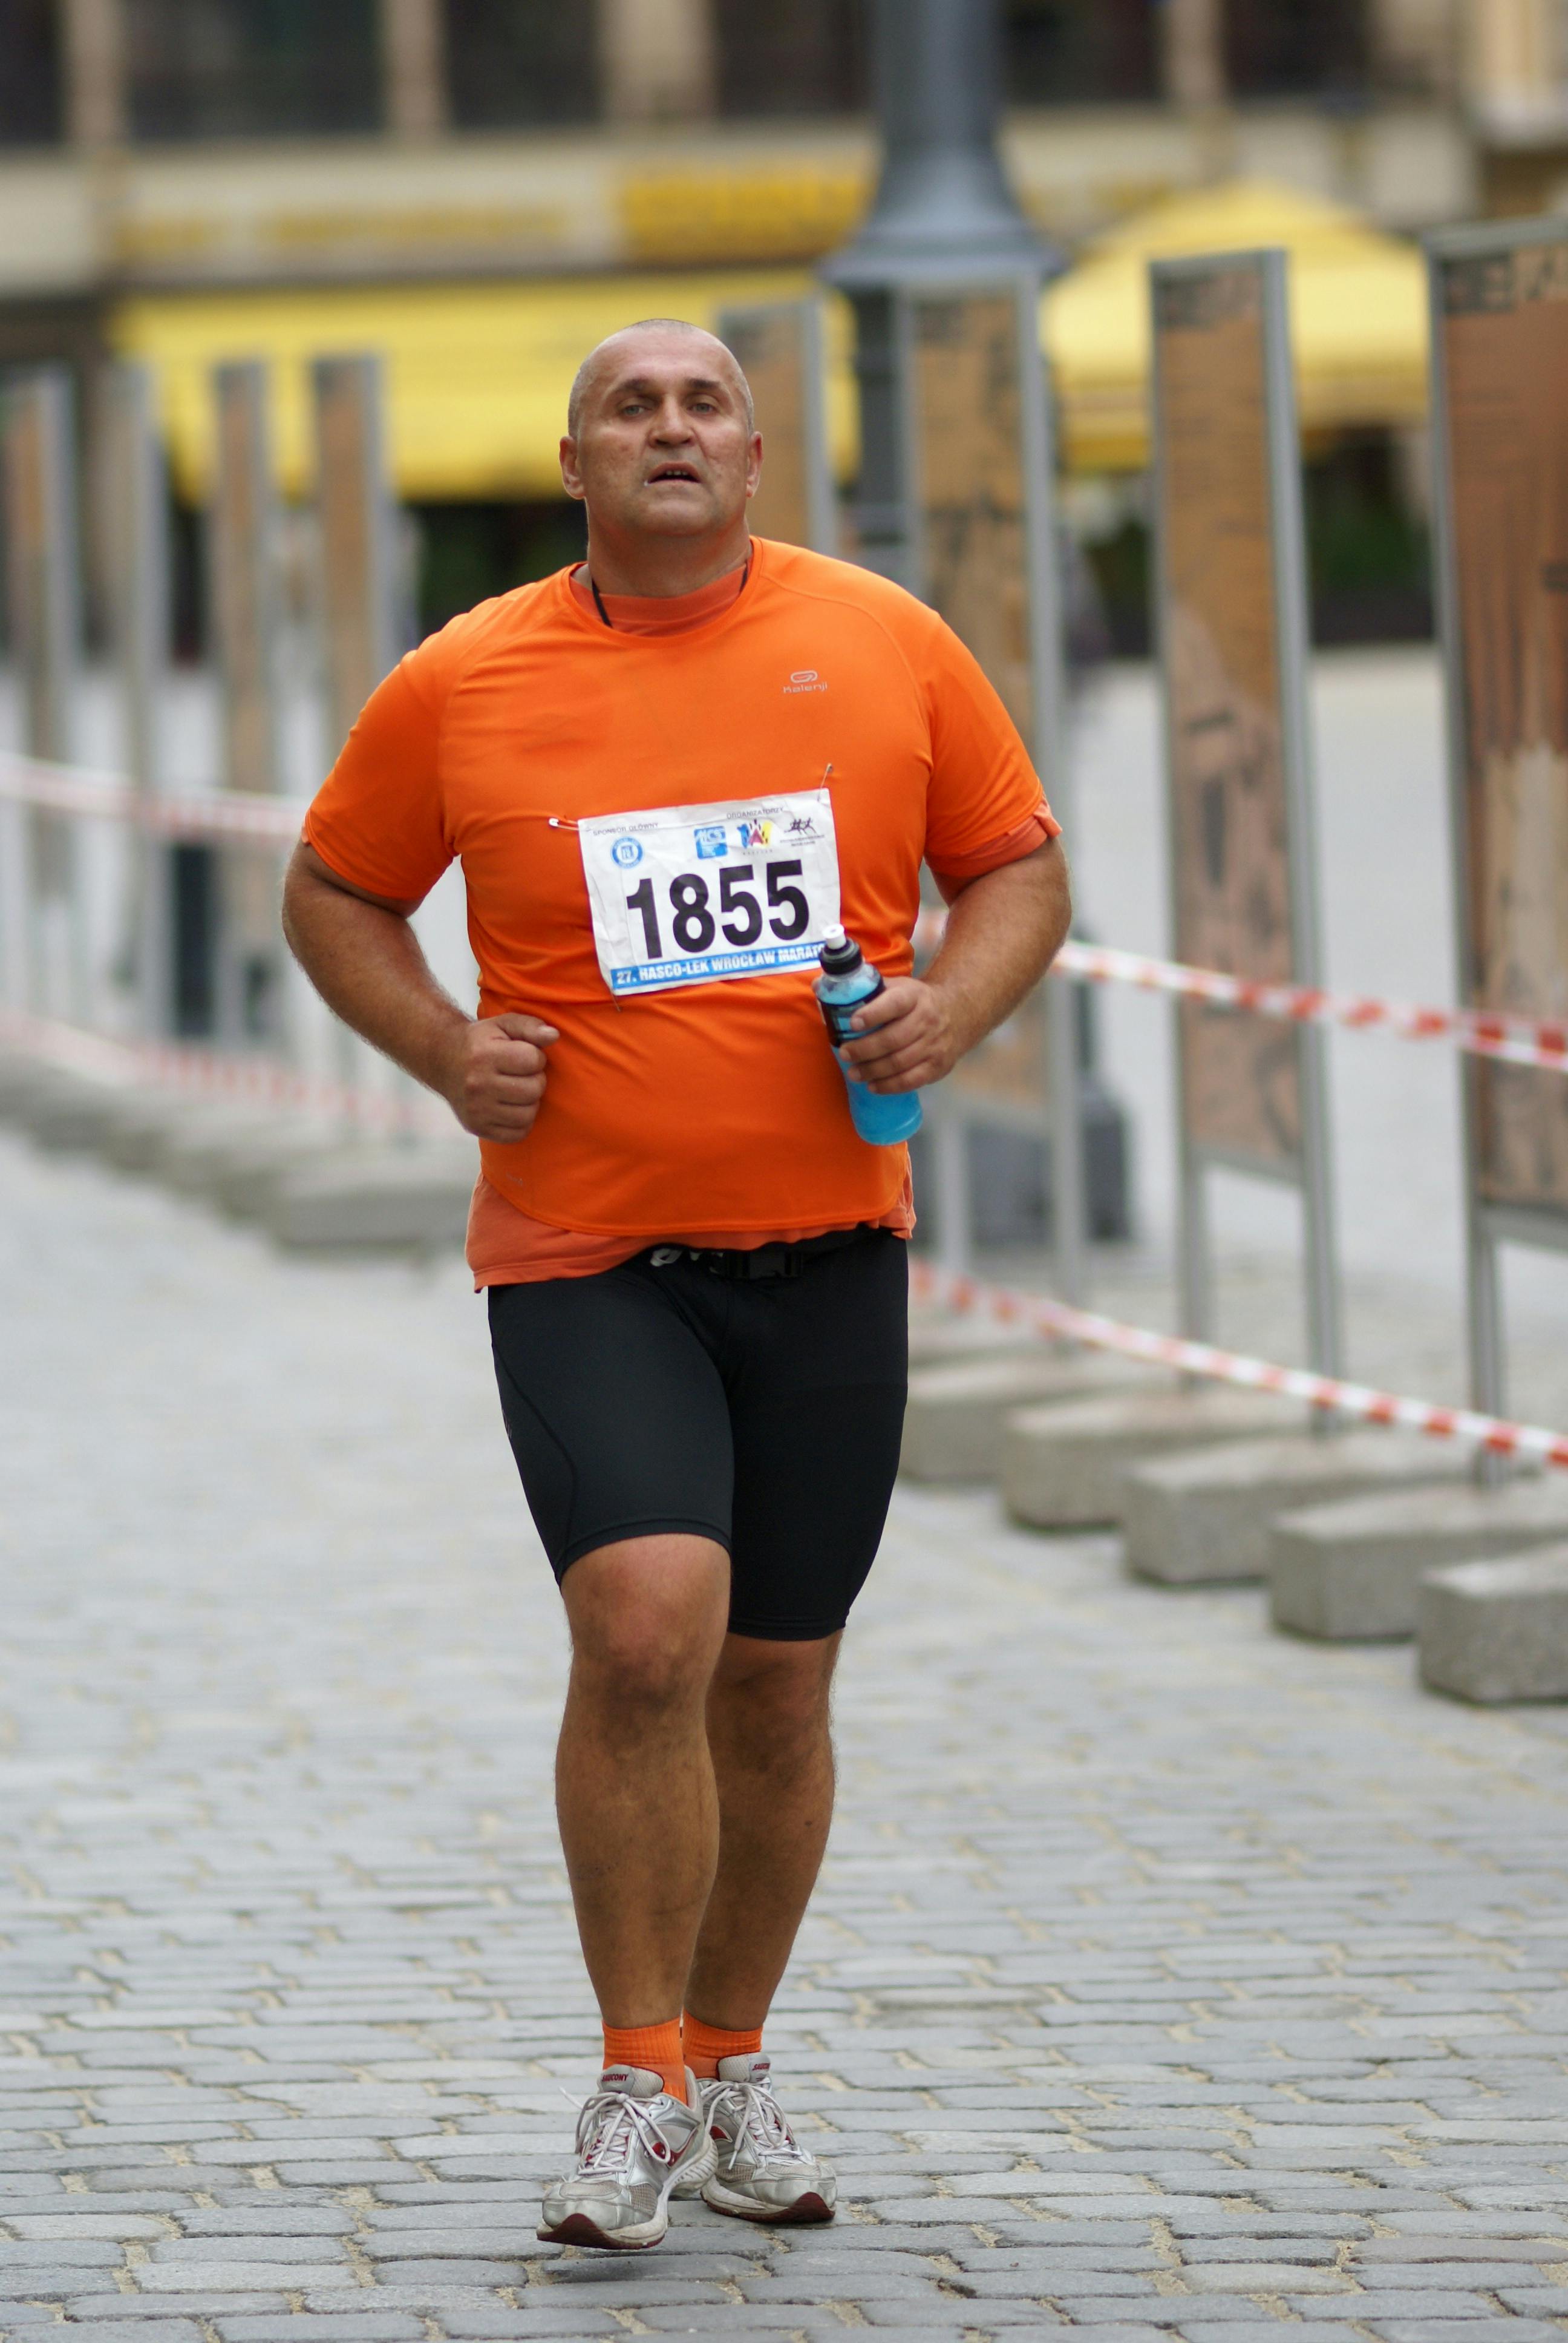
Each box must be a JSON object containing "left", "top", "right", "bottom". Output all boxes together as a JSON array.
[{"left": 838, "top": 836, "right": 1071, "bottom": 1095}]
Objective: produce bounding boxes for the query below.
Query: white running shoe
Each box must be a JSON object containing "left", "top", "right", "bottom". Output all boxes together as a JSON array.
[
  {"left": 537, "top": 2064, "right": 716, "bottom": 2251},
  {"left": 676, "top": 2053, "right": 837, "bottom": 2224}
]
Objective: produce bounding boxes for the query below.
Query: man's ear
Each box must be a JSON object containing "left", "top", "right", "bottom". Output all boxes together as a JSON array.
[{"left": 560, "top": 436, "right": 586, "bottom": 502}]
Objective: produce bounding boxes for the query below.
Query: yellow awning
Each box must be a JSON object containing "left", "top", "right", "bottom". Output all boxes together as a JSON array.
[
  {"left": 111, "top": 269, "right": 857, "bottom": 502},
  {"left": 1043, "top": 178, "right": 1430, "bottom": 473}
]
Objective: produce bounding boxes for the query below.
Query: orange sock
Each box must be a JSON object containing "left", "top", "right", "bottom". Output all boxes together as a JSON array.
[
  {"left": 683, "top": 2011, "right": 764, "bottom": 2080},
  {"left": 602, "top": 2019, "right": 687, "bottom": 2105}
]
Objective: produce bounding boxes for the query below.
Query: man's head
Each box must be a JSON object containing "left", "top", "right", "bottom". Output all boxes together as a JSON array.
[{"left": 560, "top": 320, "right": 760, "bottom": 552}]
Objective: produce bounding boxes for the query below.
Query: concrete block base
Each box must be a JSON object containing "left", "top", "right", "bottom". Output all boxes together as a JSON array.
[
  {"left": 263, "top": 1142, "right": 478, "bottom": 1251},
  {"left": 19, "top": 1073, "right": 137, "bottom": 1152},
  {"left": 907, "top": 1312, "right": 1050, "bottom": 1371},
  {"left": 1420, "top": 1547, "right": 1568, "bottom": 1702},
  {"left": 1270, "top": 1475, "right": 1568, "bottom": 1640},
  {"left": 99, "top": 1093, "right": 210, "bottom": 1172},
  {"left": 901, "top": 1350, "right": 1171, "bottom": 1484},
  {"left": 1002, "top": 1385, "right": 1305, "bottom": 1530},
  {"left": 1125, "top": 1430, "right": 1471, "bottom": 1585},
  {"left": 155, "top": 1109, "right": 342, "bottom": 1198}
]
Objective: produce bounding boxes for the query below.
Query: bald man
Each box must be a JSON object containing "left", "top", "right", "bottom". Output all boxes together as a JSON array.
[{"left": 284, "top": 318, "right": 1070, "bottom": 2252}]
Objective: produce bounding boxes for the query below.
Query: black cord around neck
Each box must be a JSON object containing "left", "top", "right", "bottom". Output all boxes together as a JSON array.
[{"left": 587, "top": 557, "right": 750, "bottom": 631}]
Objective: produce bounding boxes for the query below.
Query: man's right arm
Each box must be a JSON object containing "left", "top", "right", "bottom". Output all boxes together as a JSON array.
[{"left": 281, "top": 841, "right": 558, "bottom": 1143}]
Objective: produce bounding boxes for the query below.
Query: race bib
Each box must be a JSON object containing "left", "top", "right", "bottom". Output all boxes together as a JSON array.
[{"left": 578, "top": 788, "right": 841, "bottom": 997}]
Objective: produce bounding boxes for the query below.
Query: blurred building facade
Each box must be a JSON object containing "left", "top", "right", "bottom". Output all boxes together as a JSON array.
[
  {"left": 4, "top": 0, "right": 1567, "bottom": 371},
  {"left": 1, "top": 0, "right": 1565, "bottom": 644}
]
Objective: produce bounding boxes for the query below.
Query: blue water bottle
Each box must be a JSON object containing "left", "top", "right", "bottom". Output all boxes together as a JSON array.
[{"left": 814, "top": 924, "right": 924, "bottom": 1145}]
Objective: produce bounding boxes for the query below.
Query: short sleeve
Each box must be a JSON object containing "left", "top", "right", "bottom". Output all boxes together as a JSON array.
[
  {"left": 918, "top": 611, "right": 1062, "bottom": 879},
  {"left": 302, "top": 638, "right": 456, "bottom": 905}
]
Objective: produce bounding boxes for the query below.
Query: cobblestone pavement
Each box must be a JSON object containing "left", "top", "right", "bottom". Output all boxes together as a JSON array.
[{"left": 5, "top": 1132, "right": 1568, "bottom": 2342}]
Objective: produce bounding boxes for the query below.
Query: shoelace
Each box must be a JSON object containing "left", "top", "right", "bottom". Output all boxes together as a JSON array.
[
  {"left": 569, "top": 2086, "right": 679, "bottom": 2177},
  {"left": 708, "top": 2074, "right": 814, "bottom": 2166}
]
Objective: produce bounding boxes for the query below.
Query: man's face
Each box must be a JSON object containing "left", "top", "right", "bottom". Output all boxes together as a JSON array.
[{"left": 560, "top": 330, "right": 761, "bottom": 541}]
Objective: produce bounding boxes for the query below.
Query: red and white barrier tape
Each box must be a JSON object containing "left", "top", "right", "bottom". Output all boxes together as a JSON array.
[
  {"left": 7, "top": 754, "right": 1566, "bottom": 1076},
  {"left": 910, "top": 1256, "right": 1568, "bottom": 1472},
  {"left": 0, "top": 1005, "right": 451, "bottom": 1136},
  {"left": 0, "top": 753, "right": 302, "bottom": 844},
  {"left": 912, "top": 913, "right": 1568, "bottom": 1076}
]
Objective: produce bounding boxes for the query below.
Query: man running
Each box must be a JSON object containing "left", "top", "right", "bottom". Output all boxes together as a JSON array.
[{"left": 283, "top": 318, "right": 1070, "bottom": 2252}]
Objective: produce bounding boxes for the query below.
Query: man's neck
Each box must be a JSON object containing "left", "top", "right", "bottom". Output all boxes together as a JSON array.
[{"left": 581, "top": 529, "right": 752, "bottom": 600}]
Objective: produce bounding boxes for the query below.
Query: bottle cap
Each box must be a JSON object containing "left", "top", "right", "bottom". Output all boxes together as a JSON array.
[{"left": 818, "top": 925, "right": 862, "bottom": 974}]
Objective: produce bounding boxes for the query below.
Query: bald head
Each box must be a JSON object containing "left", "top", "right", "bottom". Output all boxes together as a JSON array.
[{"left": 567, "top": 320, "right": 754, "bottom": 441}]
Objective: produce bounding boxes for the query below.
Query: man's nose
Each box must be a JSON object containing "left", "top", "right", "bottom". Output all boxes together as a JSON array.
[{"left": 650, "top": 401, "right": 693, "bottom": 439}]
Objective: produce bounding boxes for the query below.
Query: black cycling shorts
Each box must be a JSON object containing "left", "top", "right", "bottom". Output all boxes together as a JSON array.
[{"left": 487, "top": 1228, "right": 908, "bottom": 1642}]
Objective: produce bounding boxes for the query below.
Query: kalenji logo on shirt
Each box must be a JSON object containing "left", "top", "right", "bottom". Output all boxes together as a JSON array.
[{"left": 785, "top": 668, "right": 827, "bottom": 694}]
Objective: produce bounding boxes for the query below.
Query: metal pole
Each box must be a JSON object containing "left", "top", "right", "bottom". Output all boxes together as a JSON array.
[
  {"left": 1261, "top": 250, "right": 1342, "bottom": 1384},
  {"left": 1146, "top": 276, "right": 1210, "bottom": 1345},
  {"left": 799, "top": 300, "right": 837, "bottom": 559},
  {"left": 932, "top": 1091, "right": 973, "bottom": 1276},
  {"left": 822, "top": 0, "right": 1057, "bottom": 583},
  {"left": 1016, "top": 275, "right": 1086, "bottom": 1306}
]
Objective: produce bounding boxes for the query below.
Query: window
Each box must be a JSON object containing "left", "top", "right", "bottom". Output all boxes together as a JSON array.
[
  {"left": 1005, "top": 0, "right": 1159, "bottom": 106},
  {"left": 715, "top": 0, "right": 868, "bottom": 119},
  {"left": 444, "top": 0, "right": 599, "bottom": 128},
  {"left": 1225, "top": 0, "right": 1369, "bottom": 100},
  {"left": 0, "top": 0, "right": 62, "bottom": 145},
  {"left": 126, "top": 0, "right": 382, "bottom": 142}
]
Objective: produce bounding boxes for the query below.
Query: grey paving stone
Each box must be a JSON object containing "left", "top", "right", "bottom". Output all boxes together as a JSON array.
[
  {"left": 7, "top": 1141, "right": 1568, "bottom": 2338},
  {"left": 215, "top": 2322, "right": 429, "bottom": 2342}
]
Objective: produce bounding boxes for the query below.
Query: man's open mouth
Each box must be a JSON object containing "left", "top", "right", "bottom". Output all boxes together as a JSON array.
[{"left": 647, "top": 464, "right": 701, "bottom": 483}]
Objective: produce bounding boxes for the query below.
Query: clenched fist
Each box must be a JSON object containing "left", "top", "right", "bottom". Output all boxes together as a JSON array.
[{"left": 438, "top": 1013, "right": 559, "bottom": 1142}]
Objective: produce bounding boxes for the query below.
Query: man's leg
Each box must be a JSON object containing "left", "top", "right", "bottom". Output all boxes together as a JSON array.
[
  {"left": 556, "top": 1532, "right": 731, "bottom": 2032},
  {"left": 684, "top": 1630, "right": 840, "bottom": 2030}
]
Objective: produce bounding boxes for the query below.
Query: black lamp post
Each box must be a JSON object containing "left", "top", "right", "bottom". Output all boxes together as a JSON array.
[{"left": 820, "top": 0, "right": 1062, "bottom": 581}]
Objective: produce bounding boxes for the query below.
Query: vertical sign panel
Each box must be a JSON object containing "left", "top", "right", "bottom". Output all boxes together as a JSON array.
[
  {"left": 1151, "top": 251, "right": 1339, "bottom": 1373},
  {"left": 3, "top": 369, "right": 79, "bottom": 765},
  {"left": 1154, "top": 261, "right": 1299, "bottom": 1165},
  {"left": 2, "top": 367, "right": 85, "bottom": 1019},
  {"left": 210, "top": 361, "right": 284, "bottom": 1043},
  {"left": 312, "top": 353, "right": 400, "bottom": 756},
  {"left": 714, "top": 300, "right": 835, "bottom": 554},
  {"left": 105, "top": 361, "right": 173, "bottom": 1035},
  {"left": 1429, "top": 222, "right": 1568, "bottom": 1416},
  {"left": 897, "top": 278, "right": 1084, "bottom": 1302},
  {"left": 212, "top": 361, "right": 283, "bottom": 801}
]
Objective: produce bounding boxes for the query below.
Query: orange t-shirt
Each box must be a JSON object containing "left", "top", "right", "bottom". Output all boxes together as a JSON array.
[{"left": 304, "top": 537, "right": 1059, "bottom": 1279}]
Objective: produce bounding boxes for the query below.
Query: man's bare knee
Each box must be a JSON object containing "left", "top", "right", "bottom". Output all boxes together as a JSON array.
[
  {"left": 564, "top": 1534, "right": 730, "bottom": 1717},
  {"left": 709, "top": 1631, "right": 840, "bottom": 1760}
]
